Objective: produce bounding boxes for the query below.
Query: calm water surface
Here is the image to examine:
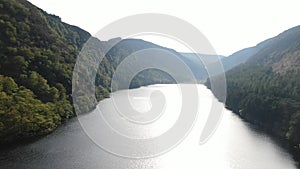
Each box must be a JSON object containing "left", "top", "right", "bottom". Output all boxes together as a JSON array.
[{"left": 0, "top": 84, "right": 298, "bottom": 169}]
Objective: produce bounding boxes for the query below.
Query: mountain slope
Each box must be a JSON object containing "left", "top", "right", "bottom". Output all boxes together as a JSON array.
[
  {"left": 0, "top": 0, "right": 165, "bottom": 143},
  {"left": 180, "top": 40, "right": 273, "bottom": 80},
  {"left": 223, "top": 25, "right": 300, "bottom": 154},
  {"left": 220, "top": 37, "right": 273, "bottom": 71},
  {"left": 180, "top": 53, "right": 225, "bottom": 81},
  {"left": 0, "top": 0, "right": 204, "bottom": 143},
  {"left": 248, "top": 25, "right": 300, "bottom": 73},
  {"left": 0, "top": 0, "right": 103, "bottom": 143}
]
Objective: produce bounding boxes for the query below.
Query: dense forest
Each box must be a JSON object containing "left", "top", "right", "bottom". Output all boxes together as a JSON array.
[
  {"left": 0, "top": 0, "right": 196, "bottom": 144},
  {"left": 0, "top": 0, "right": 92, "bottom": 143},
  {"left": 208, "top": 26, "right": 300, "bottom": 156}
]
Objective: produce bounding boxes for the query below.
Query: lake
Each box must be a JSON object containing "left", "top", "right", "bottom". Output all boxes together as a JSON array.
[{"left": 0, "top": 84, "right": 298, "bottom": 169}]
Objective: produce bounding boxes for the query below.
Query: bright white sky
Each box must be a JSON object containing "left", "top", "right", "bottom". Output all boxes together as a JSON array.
[{"left": 27, "top": 0, "right": 300, "bottom": 56}]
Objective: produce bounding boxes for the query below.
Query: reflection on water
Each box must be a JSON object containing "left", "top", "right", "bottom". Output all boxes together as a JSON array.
[{"left": 0, "top": 84, "right": 298, "bottom": 169}]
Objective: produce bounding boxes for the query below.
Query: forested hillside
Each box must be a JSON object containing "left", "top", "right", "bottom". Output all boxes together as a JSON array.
[
  {"left": 221, "top": 26, "right": 300, "bottom": 154},
  {"left": 0, "top": 0, "right": 95, "bottom": 143},
  {"left": 0, "top": 0, "right": 164, "bottom": 143},
  {"left": 0, "top": 0, "right": 195, "bottom": 144}
]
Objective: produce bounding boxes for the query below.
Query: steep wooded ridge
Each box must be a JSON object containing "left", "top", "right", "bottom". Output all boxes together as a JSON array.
[
  {"left": 223, "top": 26, "right": 300, "bottom": 154},
  {"left": 0, "top": 0, "right": 167, "bottom": 143},
  {"left": 0, "top": 0, "right": 93, "bottom": 143},
  {"left": 0, "top": 0, "right": 202, "bottom": 144}
]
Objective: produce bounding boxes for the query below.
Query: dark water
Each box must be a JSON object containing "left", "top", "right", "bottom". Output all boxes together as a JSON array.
[{"left": 0, "top": 84, "right": 298, "bottom": 169}]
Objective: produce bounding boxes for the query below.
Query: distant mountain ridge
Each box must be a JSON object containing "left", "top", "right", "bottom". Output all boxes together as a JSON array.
[
  {"left": 248, "top": 25, "right": 300, "bottom": 73},
  {"left": 221, "top": 37, "right": 273, "bottom": 71}
]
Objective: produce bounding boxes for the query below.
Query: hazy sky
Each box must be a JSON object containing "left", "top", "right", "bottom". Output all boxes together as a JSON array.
[{"left": 28, "top": 0, "right": 299, "bottom": 56}]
